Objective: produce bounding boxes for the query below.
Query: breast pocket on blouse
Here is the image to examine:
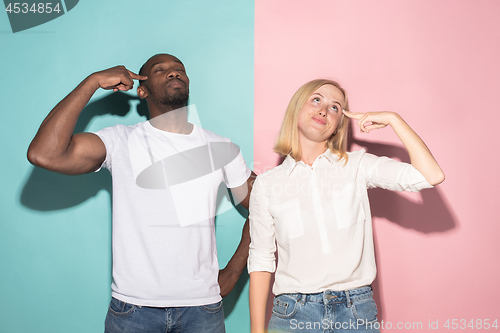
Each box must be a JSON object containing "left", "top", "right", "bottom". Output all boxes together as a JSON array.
[
  {"left": 272, "top": 199, "right": 304, "bottom": 239},
  {"left": 332, "top": 183, "right": 366, "bottom": 230}
]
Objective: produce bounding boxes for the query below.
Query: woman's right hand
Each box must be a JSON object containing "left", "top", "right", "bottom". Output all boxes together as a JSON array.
[{"left": 343, "top": 110, "right": 398, "bottom": 133}]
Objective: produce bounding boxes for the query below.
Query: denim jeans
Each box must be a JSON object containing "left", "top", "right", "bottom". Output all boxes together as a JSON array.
[
  {"left": 268, "top": 286, "right": 380, "bottom": 333},
  {"left": 104, "top": 297, "right": 225, "bottom": 333}
]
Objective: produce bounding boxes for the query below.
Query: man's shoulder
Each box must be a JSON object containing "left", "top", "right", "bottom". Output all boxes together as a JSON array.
[{"left": 94, "top": 121, "right": 146, "bottom": 137}]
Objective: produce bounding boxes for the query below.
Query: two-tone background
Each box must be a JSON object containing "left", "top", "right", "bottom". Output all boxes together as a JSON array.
[{"left": 1, "top": 1, "right": 499, "bottom": 332}]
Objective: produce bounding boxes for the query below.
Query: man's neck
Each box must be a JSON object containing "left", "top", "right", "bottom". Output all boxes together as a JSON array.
[{"left": 148, "top": 106, "right": 193, "bottom": 134}]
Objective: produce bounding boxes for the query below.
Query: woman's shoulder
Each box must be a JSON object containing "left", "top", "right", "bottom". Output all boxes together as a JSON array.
[
  {"left": 256, "top": 165, "right": 285, "bottom": 179},
  {"left": 342, "top": 149, "right": 367, "bottom": 166},
  {"left": 347, "top": 149, "right": 401, "bottom": 171},
  {"left": 346, "top": 149, "right": 366, "bottom": 157},
  {"left": 254, "top": 158, "right": 292, "bottom": 183}
]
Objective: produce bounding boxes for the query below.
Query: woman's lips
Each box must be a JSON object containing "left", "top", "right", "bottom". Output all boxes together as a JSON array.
[{"left": 312, "top": 116, "right": 326, "bottom": 125}]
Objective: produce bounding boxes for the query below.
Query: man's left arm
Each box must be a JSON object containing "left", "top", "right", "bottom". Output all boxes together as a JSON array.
[{"left": 218, "top": 171, "right": 256, "bottom": 297}]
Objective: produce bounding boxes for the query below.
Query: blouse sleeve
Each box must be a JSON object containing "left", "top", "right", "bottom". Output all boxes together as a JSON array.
[
  {"left": 247, "top": 176, "right": 276, "bottom": 273},
  {"left": 359, "top": 152, "right": 433, "bottom": 192}
]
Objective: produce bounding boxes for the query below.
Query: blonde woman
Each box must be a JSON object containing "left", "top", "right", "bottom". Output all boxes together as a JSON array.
[{"left": 248, "top": 79, "right": 444, "bottom": 333}]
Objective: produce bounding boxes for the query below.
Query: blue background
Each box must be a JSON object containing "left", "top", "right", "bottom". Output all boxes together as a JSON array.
[{"left": 0, "top": 1, "right": 254, "bottom": 332}]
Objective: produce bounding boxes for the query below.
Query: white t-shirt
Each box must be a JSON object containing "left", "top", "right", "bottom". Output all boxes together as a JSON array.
[
  {"left": 94, "top": 121, "right": 251, "bottom": 307},
  {"left": 248, "top": 149, "right": 432, "bottom": 295}
]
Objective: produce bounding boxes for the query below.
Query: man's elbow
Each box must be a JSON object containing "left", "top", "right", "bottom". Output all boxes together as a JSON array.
[
  {"left": 27, "top": 146, "right": 44, "bottom": 168},
  {"left": 27, "top": 145, "right": 58, "bottom": 171}
]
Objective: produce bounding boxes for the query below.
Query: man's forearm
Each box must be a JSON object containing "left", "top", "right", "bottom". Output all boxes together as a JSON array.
[
  {"left": 225, "top": 218, "right": 250, "bottom": 274},
  {"left": 218, "top": 218, "right": 250, "bottom": 297},
  {"left": 28, "top": 66, "right": 144, "bottom": 174}
]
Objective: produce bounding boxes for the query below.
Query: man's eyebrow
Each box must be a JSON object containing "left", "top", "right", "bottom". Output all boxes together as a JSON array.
[
  {"left": 150, "top": 61, "right": 163, "bottom": 69},
  {"left": 150, "top": 60, "right": 185, "bottom": 70}
]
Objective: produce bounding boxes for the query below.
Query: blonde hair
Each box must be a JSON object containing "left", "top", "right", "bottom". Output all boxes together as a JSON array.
[{"left": 274, "top": 79, "right": 350, "bottom": 164}]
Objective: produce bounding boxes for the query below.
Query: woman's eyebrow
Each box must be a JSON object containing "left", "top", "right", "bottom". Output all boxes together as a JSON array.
[{"left": 312, "top": 93, "right": 342, "bottom": 106}]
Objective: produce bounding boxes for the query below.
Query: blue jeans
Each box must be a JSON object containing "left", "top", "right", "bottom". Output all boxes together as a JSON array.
[
  {"left": 268, "top": 286, "right": 380, "bottom": 333},
  {"left": 104, "top": 297, "right": 225, "bottom": 333}
]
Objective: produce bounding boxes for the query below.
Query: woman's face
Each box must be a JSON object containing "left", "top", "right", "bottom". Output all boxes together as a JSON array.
[{"left": 297, "top": 84, "right": 345, "bottom": 145}]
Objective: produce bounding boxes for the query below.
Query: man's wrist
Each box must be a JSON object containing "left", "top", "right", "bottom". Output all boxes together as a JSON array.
[{"left": 83, "top": 73, "right": 102, "bottom": 92}]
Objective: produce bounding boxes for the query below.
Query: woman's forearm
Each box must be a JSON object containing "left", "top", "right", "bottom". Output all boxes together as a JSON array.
[
  {"left": 388, "top": 113, "right": 445, "bottom": 185},
  {"left": 249, "top": 271, "right": 272, "bottom": 333},
  {"left": 344, "top": 110, "right": 445, "bottom": 186}
]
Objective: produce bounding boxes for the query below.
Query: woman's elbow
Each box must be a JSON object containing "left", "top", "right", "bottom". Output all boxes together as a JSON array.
[{"left": 429, "top": 170, "right": 445, "bottom": 186}]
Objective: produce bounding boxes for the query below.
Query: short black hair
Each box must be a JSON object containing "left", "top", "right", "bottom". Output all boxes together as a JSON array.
[
  {"left": 138, "top": 65, "right": 146, "bottom": 86},
  {"left": 138, "top": 59, "right": 151, "bottom": 86}
]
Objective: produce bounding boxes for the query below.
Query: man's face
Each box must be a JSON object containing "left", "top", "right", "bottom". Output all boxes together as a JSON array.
[{"left": 140, "top": 54, "right": 190, "bottom": 107}]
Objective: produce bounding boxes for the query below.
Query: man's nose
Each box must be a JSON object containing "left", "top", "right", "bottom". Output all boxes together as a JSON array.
[{"left": 167, "top": 70, "right": 181, "bottom": 78}]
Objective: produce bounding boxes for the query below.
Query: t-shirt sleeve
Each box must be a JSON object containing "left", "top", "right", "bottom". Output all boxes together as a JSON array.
[
  {"left": 248, "top": 176, "right": 276, "bottom": 274},
  {"left": 359, "top": 152, "right": 433, "bottom": 192},
  {"left": 93, "top": 126, "right": 118, "bottom": 172},
  {"left": 221, "top": 139, "right": 251, "bottom": 189}
]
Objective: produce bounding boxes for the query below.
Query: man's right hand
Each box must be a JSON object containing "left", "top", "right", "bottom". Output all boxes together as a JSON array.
[
  {"left": 90, "top": 66, "right": 147, "bottom": 92},
  {"left": 28, "top": 65, "right": 147, "bottom": 175}
]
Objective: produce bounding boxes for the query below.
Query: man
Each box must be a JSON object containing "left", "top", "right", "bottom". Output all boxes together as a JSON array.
[{"left": 28, "top": 54, "right": 255, "bottom": 333}]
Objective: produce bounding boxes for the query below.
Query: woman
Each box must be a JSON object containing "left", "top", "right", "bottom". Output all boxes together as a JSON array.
[{"left": 248, "top": 79, "right": 444, "bottom": 333}]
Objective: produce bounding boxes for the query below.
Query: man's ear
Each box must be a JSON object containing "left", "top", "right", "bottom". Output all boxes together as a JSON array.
[{"left": 137, "top": 85, "right": 148, "bottom": 100}]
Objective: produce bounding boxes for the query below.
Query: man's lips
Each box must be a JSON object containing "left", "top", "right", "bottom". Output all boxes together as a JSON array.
[
  {"left": 312, "top": 116, "right": 326, "bottom": 125},
  {"left": 166, "top": 79, "right": 185, "bottom": 88}
]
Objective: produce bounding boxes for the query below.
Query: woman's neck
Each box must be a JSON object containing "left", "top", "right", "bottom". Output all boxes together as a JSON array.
[{"left": 299, "top": 140, "right": 327, "bottom": 166}]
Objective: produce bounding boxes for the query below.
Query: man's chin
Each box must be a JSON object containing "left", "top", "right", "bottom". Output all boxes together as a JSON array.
[{"left": 161, "top": 94, "right": 189, "bottom": 107}]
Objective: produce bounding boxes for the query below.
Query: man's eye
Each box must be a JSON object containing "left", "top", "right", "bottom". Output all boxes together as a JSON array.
[{"left": 154, "top": 68, "right": 163, "bottom": 73}]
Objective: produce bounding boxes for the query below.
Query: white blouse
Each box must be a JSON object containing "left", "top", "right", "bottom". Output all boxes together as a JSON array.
[{"left": 248, "top": 149, "right": 432, "bottom": 295}]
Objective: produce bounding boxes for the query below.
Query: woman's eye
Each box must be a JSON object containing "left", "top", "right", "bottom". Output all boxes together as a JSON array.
[
  {"left": 331, "top": 105, "right": 338, "bottom": 112},
  {"left": 313, "top": 97, "right": 320, "bottom": 103}
]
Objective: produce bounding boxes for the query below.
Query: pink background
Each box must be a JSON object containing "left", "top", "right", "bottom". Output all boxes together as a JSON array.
[{"left": 254, "top": 0, "right": 500, "bottom": 330}]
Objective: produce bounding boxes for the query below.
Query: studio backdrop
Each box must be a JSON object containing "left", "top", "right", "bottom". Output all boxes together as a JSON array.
[{"left": 1, "top": 1, "right": 499, "bottom": 332}]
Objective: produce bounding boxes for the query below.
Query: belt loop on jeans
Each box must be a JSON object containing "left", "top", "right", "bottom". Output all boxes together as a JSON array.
[
  {"left": 346, "top": 290, "right": 351, "bottom": 308},
  {"left": 300, "top": 293, "right": 307, "bottom": 305}
]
